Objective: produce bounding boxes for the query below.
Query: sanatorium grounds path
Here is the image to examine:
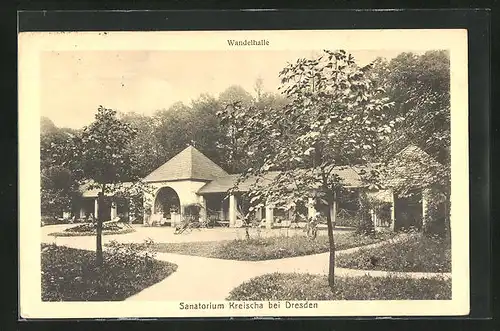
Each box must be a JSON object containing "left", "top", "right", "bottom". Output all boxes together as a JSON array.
[{"left": 41, "top": 225, "right": 452, "bottom": 301}]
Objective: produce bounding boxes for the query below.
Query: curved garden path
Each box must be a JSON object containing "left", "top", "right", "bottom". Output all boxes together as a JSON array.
[
  {"left": 41, "top": 226, "right": 451, "bottom": 301},
  {"left": 124, "top": 236, "right": 451, "bottom": 301}
]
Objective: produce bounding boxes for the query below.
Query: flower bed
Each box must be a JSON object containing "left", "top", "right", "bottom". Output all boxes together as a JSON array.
[
  {"left": 227, "top": 272, "right": 451, "bottom": 301},
  {"left": 48, "top": 221, "right": 136, "bottom": 237},
  {"left": 41, "top": 241, "right": 177, "bottom": 301}
]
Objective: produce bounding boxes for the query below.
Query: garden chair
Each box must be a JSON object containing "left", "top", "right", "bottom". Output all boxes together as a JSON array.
[
  {"left": 174, "top": 220, "right": 190, "bottom": 234},
  {"left": 187, "top": 217, "right": 202, "bottom": 231},
  {"left": 198, "top": 217, "right": 211, "bottom": 228},
  {"left": 174, "top": 216, "right": 199, "bottom": 234},
  {"left": 121, "top": 221, "right": 133, "bottom": 229}
]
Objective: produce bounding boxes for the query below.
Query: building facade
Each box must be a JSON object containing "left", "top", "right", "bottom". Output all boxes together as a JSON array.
[{"left": 77, "top": 145, "right": 442, "bottom": 231}]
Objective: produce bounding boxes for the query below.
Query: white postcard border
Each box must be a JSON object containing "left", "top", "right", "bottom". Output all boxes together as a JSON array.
[{"left": 18, "top": 29, "right": 470, "bottom": 318}]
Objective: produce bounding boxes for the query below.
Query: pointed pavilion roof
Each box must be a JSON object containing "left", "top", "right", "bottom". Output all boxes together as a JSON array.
[
  {"left": 143, "top": 145, "right": 229, "bottom": 182},
  {"left": 382, "top": 145, "right": 446, "bottom": 188}
]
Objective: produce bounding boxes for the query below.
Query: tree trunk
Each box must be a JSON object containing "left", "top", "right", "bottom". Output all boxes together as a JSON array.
[
  {"left": 96, "top": 185, "right": 105, "bottom": 266},
  {"left": 326, "top": 191, "right": 336, "bottom": 290},
  {"left": 332, "top": 191, "right": 337, "bottom": 229}
]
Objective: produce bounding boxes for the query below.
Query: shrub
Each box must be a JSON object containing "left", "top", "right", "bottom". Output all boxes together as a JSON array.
[
  {"left": 106, "top": 238, "right": 157, "bottom": 265},
  {"left": 423, "top": 189, "right": 450, "bottom": 237},
  {"left": 335, "top": 210, "right": 358, "bottom": 227},
  {"left": 183, "top": 203, "right": 203, "bottom": 219},
  {"left": 336, "top": 232, "right": 451, "bottom": 273},
  {"left": 355, "top": 192, "right": 376, "bottom": 235},
  {"left": 356, "top": 208, "right": 375, "bottom": 236},
  {"left": 41, "top": 240, "right": 177, "bottom": 301},
  {"left": 227, "top": 273, "right": 451, "bottom": 301}
]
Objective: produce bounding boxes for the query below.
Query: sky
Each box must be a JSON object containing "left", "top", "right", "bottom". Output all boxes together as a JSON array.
[{"left": 41, "top": 49, "right": 414, "bottom": 129}]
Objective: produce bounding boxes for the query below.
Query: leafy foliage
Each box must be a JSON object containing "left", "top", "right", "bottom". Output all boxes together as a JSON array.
[
  {"left": 183, "top": 203, "right": 203, "bottom": 219},
  {"left": 230, "top": 50, "right": 395, "bottom": 214},
  {"left": 220, "top": 50, "right": 394, "bottom": 289},
  {"left": 422, "top": 189, "right": 450, "bottom": 236},
  {"left": 227, "top": 273, "right": 451, "bottom": 301},
  {"left": 68, "top": 106, "right": 144, "bottom": 264},
  {"left": 41, "top": 166, "right": 80, "bottom": 218},
  {"left": 336, "top": 232, "right": 451, "bottom": 273},
  {"left": 41, "top": 242, "right": 177, "bottom": 301},
  {"left": 371, "top": 52, "right": 451, "bottom": 202},
  {"left": 119, "top": 112, "right": 164, "bottom": 178},
  {"left": 79, "top": 106, "right": 138, "bottom": 186},
  {"left": 40, "top": 117, "right": 82, "bottom": 218},
  {"left": 372, "top": 51, "right": 450, "bottom": 165},
  {"left": 355, "top": 192, "right": 376, "bottom": 235}
]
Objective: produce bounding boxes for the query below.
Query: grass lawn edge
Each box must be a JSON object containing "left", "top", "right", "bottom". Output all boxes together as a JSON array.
[{"left": 226, "top": 272, "right": 452, "bottom": 301}]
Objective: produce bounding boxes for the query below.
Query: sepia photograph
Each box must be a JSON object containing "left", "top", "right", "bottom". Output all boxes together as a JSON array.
[{"left": 18, "top": 29, "right": 469, "bottom": 318}]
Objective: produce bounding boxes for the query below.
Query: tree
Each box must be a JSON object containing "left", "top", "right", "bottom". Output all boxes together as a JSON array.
[
  {"left": 232, "top": 50, "right": 393, "bottom": 290},
  {"left": 371, "top": 51, "right": 451, "bottom": 235},
  {"left": 78, "top": 106, "right": 138, "bottom": 265},
  {"left": 40, "top": 117, "right": 83, "bottom": 219},
  {"left": 253, "top": 77, "right": 265, "bottom": 102},
  {"left": 373, "top": 51, "right": 450, "bottom": 165},
  {"left": 40, "top": 118, "right": 80, "bottom": 171},
  {"left": 153, "top": 102, "right": 194, "bottom": 162},
  {"left": 41, "top": 165, "right": 79, "bottom": 218},
  {"left": 120, "top": 112, "right": 165, "bottom": 177},
  {"left": 216, "top": 86, "right": 256, "bottom": 173},
  {"left": 218, "top": 85, "right": 254, "bottom": 109},
  {"left": 40, "top": 116, "right": 58, "bottom": 135},
  {"left": 188, "top": 95, "right": 228, "bottom": 169}
]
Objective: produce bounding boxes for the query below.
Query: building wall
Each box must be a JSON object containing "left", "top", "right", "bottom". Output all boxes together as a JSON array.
[{"left": 143, "top": 179, "right": 210, "bottom": 224}]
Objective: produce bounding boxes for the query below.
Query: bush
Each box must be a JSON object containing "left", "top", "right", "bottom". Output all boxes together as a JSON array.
[
  {"left": 423, "top": 190, "right": 450, "bottom": 236},
  {"left": 227, "top": 273, "right": 451, "bottom": 301},
  {"left": 336, "top": 232, "right": 451, "bottom": 273},
  {"left": 106, "top": 238, "right": 157, "bottom": 264},
  {"left": 183, "top": 203, "right": 202, "bottom": 219},
  {"left": 41, "top": 240, "right": 177, "bottom": 301},
  {"left": 355, "top": 193, "right": 376, "bottom": 236},
  {"left": 356, "top": 208, "right": 375, "bottom": 236},
  {"left": 335, "top": 210, "right": 358, "bottom": 227}
]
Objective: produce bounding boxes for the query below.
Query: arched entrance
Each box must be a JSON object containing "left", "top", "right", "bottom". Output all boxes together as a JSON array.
[{"left": 153, "top": 187, "right": 181, "bottom": 222}]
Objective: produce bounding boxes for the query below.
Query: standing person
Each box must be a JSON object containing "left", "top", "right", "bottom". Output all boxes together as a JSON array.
[{"left": 305, "top": 211, "right": 320, "bottom": 240}]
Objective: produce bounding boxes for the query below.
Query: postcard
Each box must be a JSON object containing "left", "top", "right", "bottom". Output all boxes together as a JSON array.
[{"left": 19, "top": 28, "right": 469, "bottom": 318}]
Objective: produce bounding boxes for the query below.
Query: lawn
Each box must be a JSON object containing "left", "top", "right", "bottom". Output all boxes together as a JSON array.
[
  {"left": 227, "top": 272, "right": 451, "bottom": 301},
  {"left": 336, "top": 233, "right": 451, "bottom": 273},
  {"left": 150, "top": 232, "right": 394, "bottom": 261},
  {"left": 41, "top": 243, "right": 177, "bottom": 301}
]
